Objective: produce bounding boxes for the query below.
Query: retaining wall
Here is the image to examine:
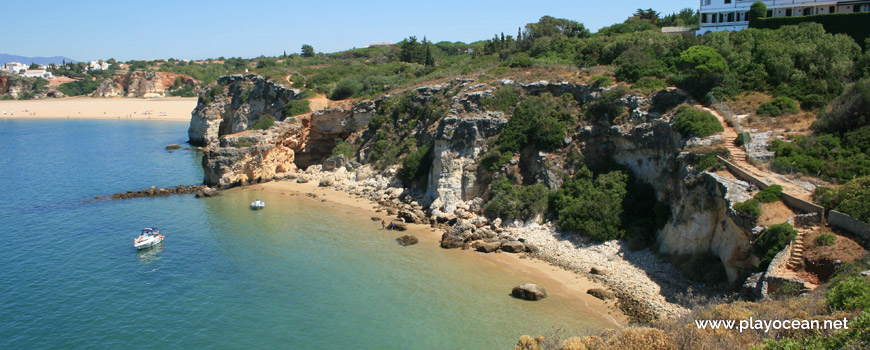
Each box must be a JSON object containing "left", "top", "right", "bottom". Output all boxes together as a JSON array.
[
  {"left": 829, "top": 210, "right": 870, "bottom": 241},
  {"left": 717, "top": 156, "right": 824, "bottom": 219}
]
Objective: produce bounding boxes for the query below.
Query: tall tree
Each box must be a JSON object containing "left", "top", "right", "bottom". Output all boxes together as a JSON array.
[
  {"left": 524, "top": 16, "right": 590, "bottom": 40},
  {"left": 301, "top": 44, "right": 315, "bottom": 57}
]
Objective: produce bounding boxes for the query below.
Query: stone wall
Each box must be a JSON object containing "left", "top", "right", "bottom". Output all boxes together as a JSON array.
[
  {"left": 717, "top": 156, "right": 824, "bottom": 218},
  {"left": 829, "top": 210, "right": 870, "bottom": 241}
]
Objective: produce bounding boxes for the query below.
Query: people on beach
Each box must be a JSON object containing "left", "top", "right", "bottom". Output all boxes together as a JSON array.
[{"left": 381, "top": 220, "right": 386, "bottom": 229}]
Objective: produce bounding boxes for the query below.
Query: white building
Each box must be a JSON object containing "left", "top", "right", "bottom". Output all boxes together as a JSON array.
[
  {"left": 88, "top": 60, "right": 110, "bottom": 70},
  {"left": 23, "top": 69, "right": 53, "bottom": 79},
  {"left": 698, "top": 0, "right": 870, "bottom": 35},
  {"left": 3, "top": 62, "right": 28, "bottom": 74}
]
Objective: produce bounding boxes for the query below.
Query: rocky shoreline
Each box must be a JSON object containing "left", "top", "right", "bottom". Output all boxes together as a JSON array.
[
  {"left": 100, "top": 184, "right": 208, "bottom": 200},
  {"left": 284, "top": 163, "right": 694, "bottom": 322}
]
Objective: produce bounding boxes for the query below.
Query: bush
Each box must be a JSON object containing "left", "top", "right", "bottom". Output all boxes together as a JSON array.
[
  {"left": 799, "top": 94, "right": 826, "bottom": 111},
  {"left": 482, "top": 85, "right": 521, "bottom": 113},
  {"left": 632, "top": 77, "right": 666, "bottom": 92},
  {"left": 734, "top": 132, "right": 751, "bottom": 147},
  {"left": 504, "top": 52, "right": 533, "bottom": 68},
  {"left": 754, "top": 223, "right": 798, "bottom": 271},
  {"left": 497, "top": 93, "right": 575, "bottom": 152},
  {"left": 826, "top": 276, "right": 870, "bottom": 311},
  {"left": 248, "top": 114, "right": 275, "bottom": 130},
  {"left": 689, "top": 149, "right": 728, "bottom": 171},
  {"left": 757, "top": 96, "right": 799, "bottom": 116},
  {"left": 367, "top": 114, "right": 386, "bottom": 131},
  {"left": 813, "top": 78, "right": 870, "bottom": 134},
  {"left": 56, "top": 79, "right": 101, "bottom": 96},
  {"left": 755, "top": 185, "right": 783, "bottom": 203},
  {"left": 833, "top": 176, "right": 870, "bottom": 223},
  {"left": 331, "top": 139, "right": 354, "bottom": 158},
  {"left": 329, "top": 79, "right": 361, "bottom": 100},
  {"left": 282, "top": 99, "right": 310, "bottom": 117},
  {"left": 770, "top": 132, "right": 870, "bottom": 182},
  {"left": 815, "top": 233, "right": 836, "bottom": 246},
  {"left": 591, "top": 75, "right": 612, "bottom": 87},
  {"left": 480, "top": 148, "right": 514, "bottom": 171},
  {"left": 483, "top": 177, "right": 550, "bottom": 221},
  {"left": 398, "top": 145, "right": 431, "bottom": 182},
  {"left": 734, "top": 199, "right": 762, "bottom": 218},
  {"left": 673, "top": 105, "right": 723, "bottom": 138},
  {"left": 550, "top": 166, "right": 628, "bottom": 241}
]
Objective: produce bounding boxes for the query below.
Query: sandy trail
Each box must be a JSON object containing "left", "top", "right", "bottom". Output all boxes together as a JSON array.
[{"left": 0, "top": 97, "right": 197, "bottom": 121}]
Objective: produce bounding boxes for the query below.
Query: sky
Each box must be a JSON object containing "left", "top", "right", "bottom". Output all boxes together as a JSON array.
[{"left": 2, "top": 0, "right": 695, "bottom": 62}]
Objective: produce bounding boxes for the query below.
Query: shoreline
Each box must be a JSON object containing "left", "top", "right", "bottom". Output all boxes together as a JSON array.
[
  {"left": 245, "top": 179, "right": 629, "bottom": 328},
  {"left": 0, "top": 96, "right": 197, "bottom": 121}
]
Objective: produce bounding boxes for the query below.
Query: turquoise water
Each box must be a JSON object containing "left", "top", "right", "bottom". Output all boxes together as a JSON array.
[{"left": 0, "top": 119, "right": 612, "bottom": 349}]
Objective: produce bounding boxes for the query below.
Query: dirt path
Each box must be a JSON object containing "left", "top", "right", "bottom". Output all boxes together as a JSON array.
[{"left": 700, "top": 105, "right": 815, "bottom": 201}]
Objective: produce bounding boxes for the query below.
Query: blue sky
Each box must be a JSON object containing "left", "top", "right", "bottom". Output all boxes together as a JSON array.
[{"left": 3, "top": 0, "right": 695, "bottom": 61}]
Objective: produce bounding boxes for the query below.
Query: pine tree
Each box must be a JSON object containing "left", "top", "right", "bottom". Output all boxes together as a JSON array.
[{"left": 424, "top": 39, "right": 434, "bottom": 66}]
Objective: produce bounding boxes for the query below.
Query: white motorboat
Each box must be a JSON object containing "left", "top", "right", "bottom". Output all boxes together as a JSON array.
[
  {"left": 134, "top": 228, "right": 164, "bottom": 250},
  {"left": 251, "top": 199, "right": 265, "bottom": 210}
]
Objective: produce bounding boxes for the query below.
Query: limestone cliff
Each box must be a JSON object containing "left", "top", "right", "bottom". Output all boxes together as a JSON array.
[
  {"left": 92, "top": 71, "right": 195, "bottom": 98},
  {"left": 188, "top": 74, "right": 301, "bottom": 146},
  {"left": 190, "top": 74, "right": 757, "bottom": 283}
]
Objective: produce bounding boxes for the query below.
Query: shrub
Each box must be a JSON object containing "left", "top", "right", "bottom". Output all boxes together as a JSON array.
[
  {"left": 398, "top": 145, "right": 431, "bottom": 182},
  {"left": 755, "top": 185, "right": 783, "bottom": 203},
  {"left": 482, "top": 85, "right": 521, "bottom": 113},
  {"left": 236, "top": 137, "right": 253, "bottom": 148},
  {"left": 826, "top": 276, "right": 870, "bottom": 310},
  {"left": 833, "top": 176, "right": 870, "bottom": 223},
  {"left": 331, "top": 138, "right": 354, "bottom": 158},
  {"left": 754, "top": 223, "right": 798, "bottom": 271},
  {"left": 734, "top": 132, "right": 751, "bottom": 147},
  {"left": 757, "top": 96, "right": 799, "bottom": 116},
  {"left": 584, "top": 85, "right": 628, "bottom": 123},
  {"left": 282, "top": 99, "right": 310, "bottom": 117},
  {"left": 367, "top": 114, "right": 386, "bottom": 131},
  {"left": 734, "top": 199, "right": 762, "bottom": 218},
  {"left": 673, "top": 105, "right": 723, "bottom": 138},
  {"left": 505, "top": 52, "right": 533, "bottom": 68},
  {"left": 813, "top": 78, "right": 870, "bottom": 134},
  {"left": 248, "top": 114, "right": 274, "bottom": 130},
  {"left": 480, "top": 148, "right": 513, "bottom": 171},
  {"left": 483, "top": 177, "right": 550, "bottom": 221},
  {"left": 815, "top": 233, "right": 836, "bottom": 246},
  {"left": 329, "top": 79, "right": 361, "bottom": 100},
  {"left": 550, "top": 166, "right": 628, "bottom": 241},
  {"left": 632, "top": 77, "right": 666, "bottom": 92},
  {"left": 498, "top": 93, "right": 575, "bottom": 152},
  {"left": 56, "top": 79, "right": 101, "bottom": 96},
  {"left": 689, "top": 149, "right": 728, "bottom": 171},
  {"left": 799, "top": 94, "right": 826, "bottom": 111},
  {"left": 591, "top": 75, "right": 612, "bottom": 87}
]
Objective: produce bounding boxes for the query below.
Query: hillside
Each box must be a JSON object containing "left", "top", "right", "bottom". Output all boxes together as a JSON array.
[{"left": 0, "top": 53, "right": 76, "bottom": 65}]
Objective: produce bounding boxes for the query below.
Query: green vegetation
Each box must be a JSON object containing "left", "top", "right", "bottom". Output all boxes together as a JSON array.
[
  {"left": 584, "top": 85, "right": 628, "bottom": 124},
  {"left": 398, "top": 145, "right": 431, "bottom": 182},
  {"left": 481, "top": 85, "right": 521, "bottom": 113},
  {"left": 590, "top": 75, "right": 612, "bottom": 87},
  {"left": 479, "top": 148, "right": 514, "bottom": 171},
  {"left": 282, "top": 99, "right": 310, "bottom": 117},
  {"left": 748, "top": 1, "right": 767, "bottom": 23},
  {"left": 331, "top": 139, "right": 354, "bottom": 158},
  {"left": 827, "top": 276, "right": 870, "bottom": 310},
  {"left": 734, "top": 199, "right": 762, "bottom": 218},
  {"left": 672, "top": 105, "right": 723, "bottom": 138},
  {"left": 248, "top": 114, "right": 275, "bottom": 130},
  {"left": 483, "top": 176, "right": 550, "bottom": 221},
  {"left": 754, "top": 223, "right": 798, "bottom": 271},
  {"left": 301, "top": 44, "right": 315, "bottom": 58},
  {"left": 813, "top": 176, "right": 870, "bottom": 222},
  {"left": 497, "top": 93, "right": 577, "bottom": 153},
  {"left": 734, "top": 132, "right": 751, "bottom": 147},
  {"left": 550, "top": 166, "right": 628, "bottom": 241},
  {"left": 687, "top": 148, "right": 729, "bottom": 171},
  {"left": 813, "top": 78, "right": 870, "bottom": 134},
  {"left": 815, "top": 232, "right": 837, "bottom": 246},
  {"left": 770, "top": 128, "right": 870, "bottom": 182},
  {"left": 756, "top": 96, "right": 799, "bottom": 116},
  {"left": 199, "top": 84, "right": 225, "bottom": 104},
  {"left": 751, "top": 12, "right": 870, "bottom": 49},
  {"left": 329, "top": 78, "right": 361, "bottom": 100},
  {"left": 168, "top": 77, "right": 196, "bottom": 97},
  {"left": 235, "top": 137, "right": 253, "bottom": 148},
  {"left": 632, "top": 77, "right": 665, "bottom": 92},
  {"left": 755, "top": 185, "right": 783, "bottom": 203},
  {"left": 56, "top": 79, "right": 101, "bottom": 96}
]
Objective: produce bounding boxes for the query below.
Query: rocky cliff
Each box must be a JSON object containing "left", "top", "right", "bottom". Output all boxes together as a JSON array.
[
  {"left": 189, "top": 75, "right": 757, "bottom": 286},
  {"left": 0, "top": 73, "right": 64, "bottom": 99},
  {"left": 92, "top": 71, "right": 195, "bottom": 98}
]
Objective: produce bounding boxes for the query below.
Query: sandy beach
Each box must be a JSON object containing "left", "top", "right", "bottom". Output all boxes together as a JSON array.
[
  {"left": 0, "top": 97, "right": 197, "bottom": 121},
  {"left": 244, "top": 179, "right": 629, "bottom": 327}
]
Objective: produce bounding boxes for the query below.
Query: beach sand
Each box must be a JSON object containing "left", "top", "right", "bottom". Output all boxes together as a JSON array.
[
  {"left": 0, "top": 97, "right": 197, "bottom": 121},
  {"left": 246, "top": 180, "right": 629, "bottom": 327}
]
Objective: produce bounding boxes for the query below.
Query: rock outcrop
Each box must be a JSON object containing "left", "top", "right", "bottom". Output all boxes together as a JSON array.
[
  {"left": 201, "top": 120, "right": 302, "bottom": 188},
  {"left": 92, "top": 71, "right": 196, "bottom": 98},
  {"left": 511, "top": 283, "right": 548, "bottom": 301},
  {"left": 188, "top": 74, "right": 301, "bottom": 146}
]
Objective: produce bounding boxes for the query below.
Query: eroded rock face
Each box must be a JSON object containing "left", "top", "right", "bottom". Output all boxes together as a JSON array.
[
  {"left": 92, "top": 71, "right": 195, "bottom": 98},
  {"left": 188, "top": 74, "right": 300, "bottom": 146},
  {"left": 201, "top": 121, "right": 302, "bottom": 188}
]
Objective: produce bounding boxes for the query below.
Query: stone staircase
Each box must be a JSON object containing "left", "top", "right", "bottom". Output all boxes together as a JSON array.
[{"left": 786, "top": 228, "right": 811, "bottom": 269}]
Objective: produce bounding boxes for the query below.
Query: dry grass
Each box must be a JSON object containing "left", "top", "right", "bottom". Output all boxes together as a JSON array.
[
  {"left": 757, "top": 201, "right": 795, "bottom": 227},
  {"left": 723, "top": 92, "right": 817, "bottom": 134}
]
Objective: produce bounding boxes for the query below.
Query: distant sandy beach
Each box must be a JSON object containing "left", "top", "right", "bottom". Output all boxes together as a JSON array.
[
  {"left": 246, "top": 180, "right": 629, "bottom": 327},
  {"left": 0, "top": 97, "right": 197, "bottom": 121}
]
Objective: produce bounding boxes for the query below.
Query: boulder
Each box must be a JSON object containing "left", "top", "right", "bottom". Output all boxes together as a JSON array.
[
  {"left": 501, "top": 241, "right": 526, "bottom": 253},
  {"left": 476, "top": 241, "right": 502, "bottom": 253},
  {"left": 370, "top": 217, "right": 381, "bottom": 221},
  {"left": 398, "top": 209, "right": 424, "bottom": 224},
  {"left": 524, "top": 242, "right": 539, "bottom": 253},
  {"left": 440, "top": 233, "right": 465, "bottom": 249},
  {"left": 318, "top": 178, "right": 333, "bottom": 187},
  {"left": 590, "top": 266, "right": 610, "bottom": 275},
  {"left": 396, "top": 235, "right": 419, "bottom": 246},
  {"left": 386, "top": 222, "right": 407, "bottom": 231},
  {"left": 587, "top": 288, "right": 615, "bottom": 300},
  {"left": 511, "top": 283, "right": 547, "bottom": 301},
  {"left": 165, "top": 144, "right": 182, "bottom": 150},
  {"left": 322, "top": 154, "right": 348, "bottom": 171}
]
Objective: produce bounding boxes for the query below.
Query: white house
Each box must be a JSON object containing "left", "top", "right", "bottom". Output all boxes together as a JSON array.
[
  {"left": 4, "top": 62, "right": 28, "bottom": 74},
  {"left": 23, "top": 69, "right": 53, "bottom": 79},
  {"left": 88, "top": 60, "right": 110, "bottom": 70},
  {"left": 698, "top": 0, "right": 870, "bottom": 35}
]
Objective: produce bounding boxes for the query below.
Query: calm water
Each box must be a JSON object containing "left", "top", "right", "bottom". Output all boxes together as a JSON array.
[{"left": 0, "top": 119, "right": 611, "bottom": 349}]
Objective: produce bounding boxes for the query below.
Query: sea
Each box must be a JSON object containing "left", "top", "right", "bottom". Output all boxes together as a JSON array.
[{"left": 0, "top": 119, "right": 614, "bottom": 349}]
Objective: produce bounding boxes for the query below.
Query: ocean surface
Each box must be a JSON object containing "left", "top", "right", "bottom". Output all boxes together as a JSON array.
[{"left": 0, "top": 119, "right": 612, "bottom": 349}]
